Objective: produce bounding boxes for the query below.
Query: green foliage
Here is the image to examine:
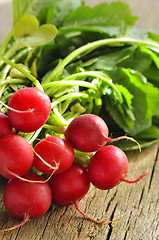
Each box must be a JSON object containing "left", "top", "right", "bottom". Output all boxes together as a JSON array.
[
  {"left": 63, "top": 2, "right": 137, "bottom": 27},
  {"left": 13, "top": 15, "right": 39, "bottom": 39}
]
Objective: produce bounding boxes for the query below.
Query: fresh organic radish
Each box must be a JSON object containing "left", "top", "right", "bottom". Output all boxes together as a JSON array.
[
  {"left": 6, "top": 87, "right": 51, "bottom": 132},
  {"left": 49, "top": 162, "right": 90, "bottom": 206},
  {"left": 64, "top": 114, "right": 140, "bottom": 152},
  {"left": 0, "top": 134, "right": 34, "bottom": 179},
  {"left": 49, "top": 162, "right": 93, "bottom": 221},
  {"left": 33, "top": 136, "right": 74, "bottom": 175},
  {"left": 2, "top": 172, "right": 52, "bottom": 231},
  {"left": 49, "top": 162, "right": 128, "bottom": 224},
  {"left": 88, "top": 145, "right": 148, "bottom": 190},
  {"left": 0, "top": 113, "right": 14, "bottom": 138}
]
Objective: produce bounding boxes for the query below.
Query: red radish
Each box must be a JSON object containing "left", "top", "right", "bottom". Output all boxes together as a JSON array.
[
  {"left": 49, "top": 162, "right": 128, "bottom": 224},
  {"left": 49, "top": 163, "right": 90, "bottom": 206},
  {"left": 2, "top": 172, "right": 52, "bottom": 231},
  {"left": 64, "top": 114, "right": 140, "bottom": 152},
  {"left": 0, "top": 134, "right": 34, "bottom": 179},
  {"left": 88, "top": 145, "right": 148, "bottom": 190},
  {"left": 33, "top": 136, "right": 74, "bottom": 175},
  {"left": 49, "top": 162, "right": 92, "bottom": 221},
  {"left": 0, "top": 113, "right": 14, "bottom": 138},
  {"left": 7, "top": 87, "right": 51, "bottom": 133}
]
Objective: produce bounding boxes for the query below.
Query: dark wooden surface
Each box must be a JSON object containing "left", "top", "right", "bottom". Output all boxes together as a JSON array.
[{"left": 0, "top": 1, "right": 159, "bottom": 239}]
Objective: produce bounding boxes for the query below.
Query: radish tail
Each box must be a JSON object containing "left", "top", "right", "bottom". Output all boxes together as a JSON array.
[
  {"left": 33, "top": 148, "right": 59, "bottom": 171},
  {"left": 74, "top": 201, "right": 131, "bottom": 225},
  {"left": 0, "top": 100, "right": 34, "bottom": 114},
  {"left": 7, "top": 168, "right": 59, "bottom": 183},
  {"left": 123, "top": 170, "right": 148, "bottom": 184},
  {"left": 105, "top": 135, "right": 141, "bottom": 152},
  {"left": 0, "top": 214, "right": 29, "bottom": 232}
]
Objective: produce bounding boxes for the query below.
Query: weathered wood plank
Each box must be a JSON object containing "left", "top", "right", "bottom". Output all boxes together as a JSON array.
[{"left": 0, "top": 144, "right": 159, "bottom": 239}]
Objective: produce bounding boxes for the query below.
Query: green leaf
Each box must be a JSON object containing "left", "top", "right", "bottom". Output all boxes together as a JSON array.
[
  {"left": 104, "top": 83, "right": 135, "bottom": 129},
  {"left": 12, "top": 24, "right": 57, "bottom": 51},
  {"left": 117, "top": 68, "right": 159, "bottom": 135},
  {"left": 143, "top": 64, "right": 159, "bottom": 88},
  {"left": 5, "top": 0, "right": 159, "bottom": 150},
  {"left": 88, "top": 45, "right": 137, "bottom": 71},
  {"left": 13, "top": 0, "right": 60, "bottom": 24},
  {"left": 148, "top": 49, "right": 159, "bottom": 69},
  {"left": 28, "top": 0, "right": 60, "bottom": 17},
  {"left": 63, "top": 2, "right": 137, "bottom": 28},
  {"left": 13, "top": 15, "right": 39, "bottom": 39},
  {"left": 53, "top": 0, "right": 82, "bottom": 27},
  {"left": 136, "top": 126, "right": 159, "bottom": 139},
  {"left": 147, "top": 32, "right": 159, "bottom": 43},
  {"left": 119, "top": 45, "right": 152, "bottom": 73},
  {"left": 116, "top": 84, "right": 132, "bottom": 109},
  {"left": 109, "top": 138, "right": 159, "bottom": 151}
]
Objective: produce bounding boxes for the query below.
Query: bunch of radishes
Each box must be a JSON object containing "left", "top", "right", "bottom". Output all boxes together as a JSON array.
[{"left": 0, "top": 87, "right": 147, "bottom": 231}]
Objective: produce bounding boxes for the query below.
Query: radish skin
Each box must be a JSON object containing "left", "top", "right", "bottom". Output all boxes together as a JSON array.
[
  {"left": 33, "top": 136, "right": 74, "bottom": 175},
  {"left": 0, "top": 113, "right": 14, "bottom": 138},
  {"left": 1, "top": 173, "right": 52, "bottom": 231},
  {"left": 49, "top": 163, "right": 90, "bottom": 206},
  {"left": 88, "top": 145, "right": 147, "bottom": 190},
  {"left": 0, "top": 134, "right": 34, "bottom": 179},
  {"left": 7, "top": 87, "right": 51, "bottom": 133},
  {"left": 64, "top": 114, "right": 140, "bottom": 152}
]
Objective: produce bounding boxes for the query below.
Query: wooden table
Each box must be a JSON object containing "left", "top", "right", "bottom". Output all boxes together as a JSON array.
[{"left": 0, "top": 1, "right": 159, "bottom": 239}]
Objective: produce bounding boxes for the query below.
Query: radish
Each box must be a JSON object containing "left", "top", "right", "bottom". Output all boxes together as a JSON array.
[
  {"left": 49, "top": 162, "right": 93, "bottom": 221},
  {"left": 1, "top": 172, "right": 52, "bottom": 231},
  {"left": 33, "top": 136, "right": 74, "bottom": 175},
  {"left": 88, "top": 145, "right": 148, "bottom": 190},
  {"left": 64, "top": 114, "right": 140, "bottom": 152},
  {"left": 6, "top": 87, "right": 51, "bottom": 133},
  {"left": 0, "top": 134, "right": 34, "bottom": 179},
  {"left": 0, "top": 113, "right": 14, "bottom": 138},
  {"left": 49, "top": 162, "right": 90, "bottom": 206},
  {"left": 49, "top": 162, "right": 128, "bottom": 224}
]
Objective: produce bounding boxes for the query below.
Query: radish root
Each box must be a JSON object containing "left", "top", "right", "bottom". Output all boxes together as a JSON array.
[
  {"left": 123, "top": 170, "right": 148, "bottom": 184},
  {"left": 7, "top": 161, "right": 59, "bottom": 183},
  {"left": 74, "top": 201, "right": 132, "bottom": 225},
  {"left": 0, "top": 214, "right": 29, "bottom": 232},
  {"left": 105, "top": 135, "right": 141, "bottom": 152},
  {"left": 0, "top": 100, "right": 34, "bottom": 114}
]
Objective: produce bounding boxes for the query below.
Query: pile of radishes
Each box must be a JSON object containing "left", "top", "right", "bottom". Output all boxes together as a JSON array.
[{"left": 0, "top": 87, "right": 148, "bottom": 231}]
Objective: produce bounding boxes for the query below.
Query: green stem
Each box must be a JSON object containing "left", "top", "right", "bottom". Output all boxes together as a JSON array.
[
  {"left": 28, "top": 127, "right": 43, "bottom": 145},
  {"left": 53, "top": 107, "right": 68, "bottom": 125},
  {"left": 0, "top": 64, "right": 11, "bottom": 80},
  {"left": 11, "top": 48, "right": 28, "bottom": 62},
  {"left": 63, "top": 71, "right": 122, "bottom": 102},
  {"left": 60, "top": 99, "right": 71, "bottom": 114},
  {"left": 51, "top": 92, "right": 88, "bottom": 109},
  {"left": 42, "top": 80, "right": 98, "bottom": 91},
  {"left": 0, "top": 86, "right": 6, "bottom": 100},
  {"left": 0, "top": 30, "right": 13, "bottom": 56},
  {"left": 0, "top": 91, "right": 13, "bottom": 102},
  {"left": 43, "top": 124, "right": 64, "bottom": 133},
  {"left": 45, "top": 37, "right": 159, "bottom": 82},
  {"left": 3, "top": 45, "right": 18, "bottom": 60},
  {"left": 0, "top": 56, "right": 43, "bottom": 91},
  {"left": 0, "top": 49, "right": 28, "bottom": 80},
  {"left": 0, "top": 78, "right": 30, "bottom": 86}
]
